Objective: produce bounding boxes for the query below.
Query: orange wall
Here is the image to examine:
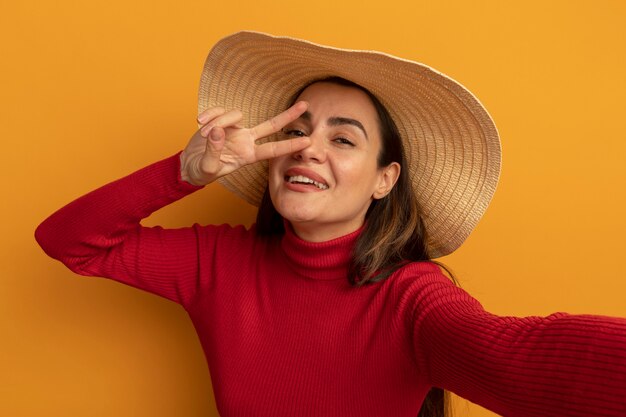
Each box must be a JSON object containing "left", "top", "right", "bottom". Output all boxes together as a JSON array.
[{"left": 2, "top": 1, "right": 625, "bottom": 416}]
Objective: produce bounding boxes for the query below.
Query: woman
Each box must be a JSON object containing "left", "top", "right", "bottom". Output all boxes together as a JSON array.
[{"left": 35, "top": 32, "right": 626, "bottom": 416}]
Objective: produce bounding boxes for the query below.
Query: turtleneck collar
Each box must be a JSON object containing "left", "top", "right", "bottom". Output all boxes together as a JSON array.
[{"left": 280, "top": 222, "right": 362, "bottom": 281}]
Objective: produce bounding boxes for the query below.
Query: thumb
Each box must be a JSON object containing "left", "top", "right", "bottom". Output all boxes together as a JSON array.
[
  {"left": 200, "top": 126, "right": 225, "bottom": 175},
  {"left": 208, "top": 126, "right": 225, "bottom": 152}
]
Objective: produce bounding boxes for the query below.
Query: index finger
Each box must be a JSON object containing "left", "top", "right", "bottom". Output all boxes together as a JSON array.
[{"left": 249, "top": 101, "right": 308, "bottom": 140}]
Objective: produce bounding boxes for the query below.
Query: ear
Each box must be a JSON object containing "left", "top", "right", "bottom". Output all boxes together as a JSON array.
[{"left": 373, "top": 162, "right": 401, "bottom": 200}]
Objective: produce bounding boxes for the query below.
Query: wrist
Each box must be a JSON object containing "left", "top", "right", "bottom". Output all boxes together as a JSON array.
[{"left": 178, "top": 152, "right": 204, "bottom": 186}]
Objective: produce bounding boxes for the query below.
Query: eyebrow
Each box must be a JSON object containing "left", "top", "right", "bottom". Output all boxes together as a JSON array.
[{"left": 299, "top": 111, "right": 369, "bottom": 139}]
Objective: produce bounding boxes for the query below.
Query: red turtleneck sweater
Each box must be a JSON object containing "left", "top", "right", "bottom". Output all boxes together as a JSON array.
[{"left": 35, "top": 154, "right": 626, "bottom": 417}]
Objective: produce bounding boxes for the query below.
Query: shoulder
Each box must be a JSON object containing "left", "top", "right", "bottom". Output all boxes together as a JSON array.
[
  {"left": 387, "top": 261, "right": 453, "bottom": 293},
  {"left": 385, "top": 261, "right": 483, "bottom": 320}
]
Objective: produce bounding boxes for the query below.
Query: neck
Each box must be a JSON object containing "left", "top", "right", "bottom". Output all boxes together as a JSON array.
[{"left": 280, "top": 222, "right": 363, "bottom": 281}]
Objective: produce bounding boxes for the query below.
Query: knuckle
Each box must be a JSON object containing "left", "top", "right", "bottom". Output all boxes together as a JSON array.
[{"left": 269, "top": 116, "right": 279, "bottom": 131}]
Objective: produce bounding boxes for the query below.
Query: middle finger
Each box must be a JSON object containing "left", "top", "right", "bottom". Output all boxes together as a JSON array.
[{"left": 249, "top": 101, "right": 309, "bottom": 140}]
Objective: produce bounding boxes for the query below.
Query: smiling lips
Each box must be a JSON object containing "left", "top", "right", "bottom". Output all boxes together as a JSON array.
[
  {"left": 287, "top": 175, "right": 329, "bottom": 190},
  {"left": 284, "top": 168, "right": 329, "bottom": 191}
]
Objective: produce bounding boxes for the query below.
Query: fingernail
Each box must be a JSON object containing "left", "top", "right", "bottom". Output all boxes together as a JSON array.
[
  {"left": 210, "top": 128, "right": 221, "bottom": 141},
  {"left": 198, "top": 112, "right": 209, "bottom": 124}
]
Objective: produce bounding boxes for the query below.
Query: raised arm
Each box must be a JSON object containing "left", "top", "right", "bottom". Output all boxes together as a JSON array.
[{"left": 35, "top": 103, "right": 310, "bottom": 306}]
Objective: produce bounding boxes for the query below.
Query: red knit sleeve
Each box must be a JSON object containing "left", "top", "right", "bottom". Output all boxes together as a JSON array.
[
  {"left": 35, "top": 153, "right": 206, "bottom": 307},
  {"left": 405, "top": 268, "right": 626, "bottom": 417}
]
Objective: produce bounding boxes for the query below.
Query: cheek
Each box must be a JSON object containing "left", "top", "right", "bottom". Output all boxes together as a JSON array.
[{"left": 335, "top": 159, "right": 379, "bottom": 193}]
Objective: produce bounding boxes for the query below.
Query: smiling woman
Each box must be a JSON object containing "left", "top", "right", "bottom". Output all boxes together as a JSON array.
[
  {"left": 35, "top": 31, "right": 626, "bottom": 417},
  {"left": 268, "top": 81, "right": 400, "bottom": 243},
  {"left": 260, "top": 77, "right": 426, "bottom": 284}
]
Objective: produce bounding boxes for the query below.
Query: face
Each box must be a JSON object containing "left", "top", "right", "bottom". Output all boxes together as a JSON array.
[{"left": 268, "top": 82, "right": 400, "bottom": 242}]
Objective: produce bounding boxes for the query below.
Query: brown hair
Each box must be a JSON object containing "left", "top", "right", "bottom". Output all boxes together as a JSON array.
[{"left": 256, "top": 77, "right": 450, "bottom": 417}]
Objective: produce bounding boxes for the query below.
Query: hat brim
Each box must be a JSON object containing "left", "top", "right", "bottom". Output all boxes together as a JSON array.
[{"left": 198, "top": 31, "right": 501, "bottom": 258}]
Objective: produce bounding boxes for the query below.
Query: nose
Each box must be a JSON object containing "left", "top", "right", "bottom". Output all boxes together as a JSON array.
[{"left": 293, "top": 132, "right": 326, "bottom": 163}]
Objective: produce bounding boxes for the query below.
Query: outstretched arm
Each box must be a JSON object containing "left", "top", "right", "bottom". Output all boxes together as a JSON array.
[{"left": 409, "top": 271, "right": 626, "bottom": 417}]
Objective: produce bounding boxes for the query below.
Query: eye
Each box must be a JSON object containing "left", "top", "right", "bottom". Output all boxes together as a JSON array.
[
  {"left": 282, "top": 128, "right": 307, "bottom": 137},
  {"left": 333, "top": 137, "right": 355, "bottom": 146}
]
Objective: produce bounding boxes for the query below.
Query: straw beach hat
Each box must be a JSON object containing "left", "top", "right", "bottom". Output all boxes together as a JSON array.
[{"left": 198, "top": 31, "right": 501, "bottom": 258}]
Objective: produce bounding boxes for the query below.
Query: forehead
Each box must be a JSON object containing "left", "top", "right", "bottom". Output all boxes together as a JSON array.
[{"left": 295, "top": 82, "right": 380, "bottom": 126}]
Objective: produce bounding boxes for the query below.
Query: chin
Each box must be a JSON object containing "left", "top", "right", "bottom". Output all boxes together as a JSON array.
[
  {"left": 276, "top": 205, "right": 318, "bottom": 224},
  {"left": 271, "top": 191, "right": 319, "bottom": 220}
]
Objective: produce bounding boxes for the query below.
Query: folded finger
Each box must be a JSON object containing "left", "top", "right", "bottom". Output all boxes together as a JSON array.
[
  {"left": 210, "top": 108, "right": 244, "bottom": 128},
  {"left": 197, "top": 107, "right": 226, "bottom": 125},
  {"left": 201, "top": 108, "right": 244, "bottom": 137},
  {"left": 250, "top": 101, "right": 308, "bottom": 140}
]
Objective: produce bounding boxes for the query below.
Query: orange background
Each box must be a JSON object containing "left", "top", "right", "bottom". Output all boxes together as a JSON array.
[{"left": 2, "top": 1, "right": 625, "bottom": 416}]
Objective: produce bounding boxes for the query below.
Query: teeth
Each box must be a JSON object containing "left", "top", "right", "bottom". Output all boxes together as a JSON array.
[{"left": 287, "top": 175, "right": 329, "bottom": 190}]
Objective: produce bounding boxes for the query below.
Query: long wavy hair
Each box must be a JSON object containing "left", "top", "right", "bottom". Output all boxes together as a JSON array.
[{"left": 256, "top": 77, "right": 449, "bottom": 417}]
